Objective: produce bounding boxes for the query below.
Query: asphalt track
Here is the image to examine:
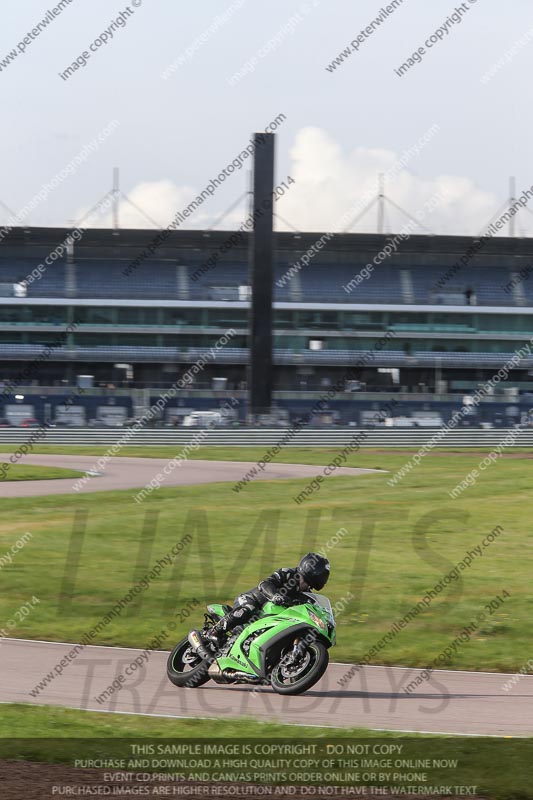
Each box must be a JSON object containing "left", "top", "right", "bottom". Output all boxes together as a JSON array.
[
  {"left": 0, "top": 454, "right": 380, "bottom": 496},
  {"left": 2, "top": 638, "right": 532, "bottom": 736}
]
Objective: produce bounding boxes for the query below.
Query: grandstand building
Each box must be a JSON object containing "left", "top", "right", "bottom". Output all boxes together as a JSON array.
[{"left": 1, "top": 225, "right": 533, "bottom": 426}]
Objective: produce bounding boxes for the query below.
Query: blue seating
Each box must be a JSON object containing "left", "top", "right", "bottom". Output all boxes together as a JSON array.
[
  {"left": 0, "top": 260, "right": 66, "bottom": 296},
  {"left": 76, "top": 260, "right": 177, "bottom": 299},
  {"left": 0, "top": 255, "right": 525, "bottom": 306},
  {"left": 412, "top": 265, "right": 515, "bottom": 306}
]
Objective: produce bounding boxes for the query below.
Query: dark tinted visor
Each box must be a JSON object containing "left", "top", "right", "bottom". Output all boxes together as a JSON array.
[{"left": 310, "top": 571, "right": 329, "bottom": 590}]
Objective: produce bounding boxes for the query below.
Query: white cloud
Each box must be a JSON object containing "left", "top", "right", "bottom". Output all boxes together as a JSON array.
[
  {"left": 77, "top": 180, "right": 213, "bottom": 230},
  {"left": 77, "top": 128, "right": 533, "bottom": 237},
  {"left": 275, "top": 127, "right": 510, "bottom": 236}
]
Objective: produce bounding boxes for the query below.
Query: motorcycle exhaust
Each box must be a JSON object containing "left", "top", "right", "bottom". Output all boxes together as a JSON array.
[
  {"left": 208, "top": 662, "right": 260, "bottom": 684},
  {"left": 187, "top": 631, "right": 214, "bottom": 663},
  {"left": 225, "top": 670, "right": 261, "bottom": 684},
  {"left": 208, "top": 662, "right": 224, "bottom": 680}
]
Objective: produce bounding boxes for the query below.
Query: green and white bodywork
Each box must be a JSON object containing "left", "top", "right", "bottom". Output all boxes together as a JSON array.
[{"left": 167, "top": 593, "right": 336, "bottom": 696}]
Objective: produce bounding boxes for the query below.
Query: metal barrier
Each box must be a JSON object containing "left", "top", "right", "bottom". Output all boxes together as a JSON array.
[{"left": 0, "top": 427, "right": 532, "bottom": 447}]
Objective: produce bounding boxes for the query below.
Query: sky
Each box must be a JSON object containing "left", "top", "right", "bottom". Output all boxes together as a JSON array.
[{"left": 1, "top": 0, "right": 533, "bottom": 236}]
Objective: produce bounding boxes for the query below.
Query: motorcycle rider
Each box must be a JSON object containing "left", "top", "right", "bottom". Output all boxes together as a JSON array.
[{"left": 189, "top": 553, "right": 330, "bottom": 658}]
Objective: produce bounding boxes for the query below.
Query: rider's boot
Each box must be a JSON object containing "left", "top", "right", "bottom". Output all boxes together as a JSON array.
[
  {"left": 205, "top": 616, "right": 229, "bottom": 648},
  {"left": 188, "top": 616, "right": 229, "bottom": 659}
]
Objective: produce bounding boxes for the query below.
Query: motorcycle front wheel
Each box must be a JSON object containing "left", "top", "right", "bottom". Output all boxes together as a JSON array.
[{"left": 270, "top": 640, "right": 329, "bottom": 695}]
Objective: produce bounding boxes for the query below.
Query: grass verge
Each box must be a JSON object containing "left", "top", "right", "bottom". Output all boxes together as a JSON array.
[
  {"left": 0, "top": 464, "right": 84, "bottom": 482},
  {"left": 0, "top": 449, "right": 530, "bottom": 670},
  {"left": 0, "top": 705, "right": 531, "bottom": 799}
]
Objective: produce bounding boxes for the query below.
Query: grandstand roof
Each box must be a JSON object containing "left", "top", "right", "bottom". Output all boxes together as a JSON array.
[{"left": 4, "top": 226, "right": 533, "bottom": 259}]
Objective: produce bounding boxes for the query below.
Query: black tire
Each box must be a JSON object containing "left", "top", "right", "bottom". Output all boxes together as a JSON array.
[
  {"left": 167, "top": 637, "right": 211, "bottom": 688},
  {"left": 270, "top": 640, "right": 329, "bottom": 695}
]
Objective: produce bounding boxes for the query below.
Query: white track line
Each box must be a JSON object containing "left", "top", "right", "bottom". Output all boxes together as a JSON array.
[
  {"left": 0, "top": 636, "right": 156, "bottom": 653},
  {"left": 0, "top": 701, "right": 521, "bottom": 737}
]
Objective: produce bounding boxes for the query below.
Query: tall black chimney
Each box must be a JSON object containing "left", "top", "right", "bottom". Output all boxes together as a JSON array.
[{"left": 248, "top": 132, "right": 275, "bottom": 419}]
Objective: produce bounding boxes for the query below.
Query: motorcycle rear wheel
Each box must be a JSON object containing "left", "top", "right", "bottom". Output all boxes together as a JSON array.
[{"left": 167, "top": 636, "right": 211, "bottom": 688}]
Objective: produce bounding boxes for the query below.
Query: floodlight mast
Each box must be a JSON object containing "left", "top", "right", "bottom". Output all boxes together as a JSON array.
[
  {"left": 509, "top": 176, "right": 516, "bottom": 238},
  {"left": 113, "top": 167, "right": 120, "bottom": 231}
]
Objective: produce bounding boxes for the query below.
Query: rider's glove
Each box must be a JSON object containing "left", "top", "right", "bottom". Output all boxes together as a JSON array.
[{"left": 271, "top": 593, "right": 288, "bottom": 606}]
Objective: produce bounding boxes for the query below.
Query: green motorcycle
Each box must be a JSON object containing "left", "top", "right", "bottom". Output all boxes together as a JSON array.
[{"left": 167, "top": 593, "right": 336, "bottom": 695}]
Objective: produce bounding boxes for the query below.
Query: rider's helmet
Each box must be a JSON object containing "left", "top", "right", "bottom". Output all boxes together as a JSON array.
[{"left": 297, "top": 553, "right": 330, "bottom": 591}]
